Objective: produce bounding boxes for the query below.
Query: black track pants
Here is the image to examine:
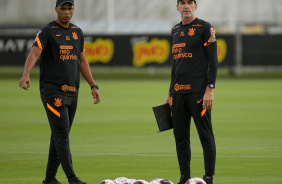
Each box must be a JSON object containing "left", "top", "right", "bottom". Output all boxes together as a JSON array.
[
  {"left": 170, "top": 93, "right": 216, "bottom": 178},
  {"left": 41, "top": 94, "right": 78, "bottom": 181}
]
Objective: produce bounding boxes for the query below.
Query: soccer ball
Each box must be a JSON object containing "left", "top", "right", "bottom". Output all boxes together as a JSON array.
[
  {"left": 99, "top": 179, "right": 115, "bottom": 184},
  {"left": 149, "top": 178, "right": 163, "bottom": 184},
  {"left": 123, "top": 179, "right": 137, "bottom": 184},
  {"left": 114, "top": 177, "right": 128, "bottom": 184},
  {"left": 186, "top": 177, "right": 206, "bottom": 184},
  {"left": 159, "top": 179, "right": 173, "bottom": 184},
  {"left": 134, "top": 180, "right": 149, "bottom": 184},
  {"left": 150, "top": 179, "right": 173, "bottom": 184}
]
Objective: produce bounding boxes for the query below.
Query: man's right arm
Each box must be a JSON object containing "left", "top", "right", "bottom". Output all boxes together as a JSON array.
[
  {"left": 164, "top": 33, "right": 174, "bottom": 104},
  {"left": 19, "top": 46, "right": 42, "bottom": 90},
  {"left": 164, "top": 92, "right": 170, "bottom": 104}
]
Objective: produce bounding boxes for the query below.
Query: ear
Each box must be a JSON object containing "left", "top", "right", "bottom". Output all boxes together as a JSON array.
[
  {"left": 194, "top": 3, "right": 198, "bottom": 11},
  {"left": 55, "top": 6, "right": 58, "bottom": 13},
  {"left": 176, "top": 4, "right": 180, "bottom": 12}
]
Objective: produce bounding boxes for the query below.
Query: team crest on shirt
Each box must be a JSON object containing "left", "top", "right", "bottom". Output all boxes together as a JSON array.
[
  {"left": 188, "top": 28, "right": 196, "bottom": 36},
  {"left": 54, "top": 98, "right": 62, "bottom": 107},
  {"left": 72, "top": 32, "right": 78, "bottom": 40}
]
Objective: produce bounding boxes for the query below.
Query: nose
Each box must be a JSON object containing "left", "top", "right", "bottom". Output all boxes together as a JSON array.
[{"left": 183, "top": 3, "right": 190, "bottom": 8}]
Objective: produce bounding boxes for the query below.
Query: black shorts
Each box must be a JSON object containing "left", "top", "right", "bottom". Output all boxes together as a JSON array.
[
  {"left": 170, "top": 92, "right": 213, "bottom": 138},
  {"left": 41, "top": 94, "right": 78, "bottom": 130}
]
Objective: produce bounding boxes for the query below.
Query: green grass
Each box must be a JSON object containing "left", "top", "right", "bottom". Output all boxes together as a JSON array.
[{"left": 0, "top": 68, "right": 282, "bottom": 184}]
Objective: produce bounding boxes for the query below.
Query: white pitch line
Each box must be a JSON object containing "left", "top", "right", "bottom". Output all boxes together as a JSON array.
[
  {"left": 1, "top": 150, "right": 282, "bottom": 162},
  {"left": 0, "top": 157, "right": 46, "bottom": 162},
  {"left": 217, "top": 146, "right": 282, "bottom": 150},
  {"left": 0, "top": 151, "right": 47, "bottom": 154}
]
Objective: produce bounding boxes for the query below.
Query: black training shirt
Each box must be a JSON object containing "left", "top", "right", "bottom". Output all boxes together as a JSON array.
[
  {"left": 33, "top": 21, "right": 84, "bottom": 96},
  {"left": 169, "top": 18, "right": 218, "bottom": 94}
]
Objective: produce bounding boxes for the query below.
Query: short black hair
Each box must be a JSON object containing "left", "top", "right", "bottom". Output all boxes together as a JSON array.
[{"left": 177, "top": 0, "right": 197, "bottom": 4}]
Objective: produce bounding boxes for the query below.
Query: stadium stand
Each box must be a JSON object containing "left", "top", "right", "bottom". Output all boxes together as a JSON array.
[{"left": 0, "top": 0, "right": 282, "bottom": 34}]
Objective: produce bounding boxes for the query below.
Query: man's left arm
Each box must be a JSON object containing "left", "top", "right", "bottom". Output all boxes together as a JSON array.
[
  {"left": 203, "top": 27, "right": 218, "bottom": 109},
  {"left": 80, "top": 51, "right": 101, "bottom": 104}
]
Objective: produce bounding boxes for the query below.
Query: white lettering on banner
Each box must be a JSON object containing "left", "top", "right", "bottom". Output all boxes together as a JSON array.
[
  {"left": 27, "top": 40, "right": 34, "bottom": 51},
  {"left": 0, "top": 40, "right": 3, "bottom": 52},
  {"left": 0, "top": 39, "right": 34, "bottom": 53},
  {"left": 4, "top": 40, "right": 17, "bottom": 52},
  {"left": 16, "top": 40, "right": 26, "bottom": 52}
]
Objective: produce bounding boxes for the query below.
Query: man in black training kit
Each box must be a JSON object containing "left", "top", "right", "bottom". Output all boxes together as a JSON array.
[
  {"left": 19, "top": 0, "right": 101, "bottom": 183},
  {"left": 164, "top": 0, "right": 218, "bottom": 184}
]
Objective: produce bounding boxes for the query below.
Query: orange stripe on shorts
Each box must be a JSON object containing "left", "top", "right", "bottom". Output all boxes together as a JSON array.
[
  {"left": 47, "top": 103, "right": 60, "bottom": 118},
  {"left": 201, "top": 107, "right": 207, "bottom": 117}
]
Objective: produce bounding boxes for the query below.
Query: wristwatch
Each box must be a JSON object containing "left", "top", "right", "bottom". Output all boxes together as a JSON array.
[
  {"left": 207, "top": 84, "right": 215, "bottom": 88},
  {"left": 91, "top": 84, "right": 99, "bottom": 90}
]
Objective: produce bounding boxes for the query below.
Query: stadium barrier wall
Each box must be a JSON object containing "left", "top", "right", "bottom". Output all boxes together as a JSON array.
[{"left": 1, "top": 34, "right": 280, "bottom": 67}]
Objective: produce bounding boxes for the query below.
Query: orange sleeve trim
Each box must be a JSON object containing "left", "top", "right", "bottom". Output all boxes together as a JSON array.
[
  {"left": 47, "top": 103, "right": 60, "bottom": 118},
  {"left": 204, "top": 37, "right": 212, "bottom": 47},
  {"left": 201, "top": 107, "right": 207, "bottom": 117},
  {"left": 36, "top": 37, "right": 43, "bottom": 50}
]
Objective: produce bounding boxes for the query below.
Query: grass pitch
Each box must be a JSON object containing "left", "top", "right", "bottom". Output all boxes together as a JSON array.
[{"left": 0, "top": 67, "right": 282, "bottom": 184}]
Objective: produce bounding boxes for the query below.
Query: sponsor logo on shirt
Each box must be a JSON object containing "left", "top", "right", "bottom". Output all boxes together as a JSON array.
[
  {"left": 172, "top": 43, "right": 185, "bottom": 54},
  {"left": 59, "top": 45, "right": 77, "bottom": 61},
  {"left": 210, "top": 28, "right": 216, "bottom": 42},
  {"left": 204, "top": 28, "right": 216, "bottom": 47},
  {"left": 172, "top": 43, "right": 193, "bottom": 60},
  {"left": 62, "top": 85, "right": 76, "bottom": 92},
  {"left": 174, "top": 83, "right": 191, "bottom": 91},
  {"left": 174, "top": 52, "right": 193, "bottom": 60}
]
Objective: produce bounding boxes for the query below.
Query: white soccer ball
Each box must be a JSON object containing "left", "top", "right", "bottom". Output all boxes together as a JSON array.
[
  {"left": 149, "top": 179, "right": 173, "bottom": 184},
  {"left": 133, "top": 180, "right": 149, "bottom": 184},
  {"left": 123, "top": 179, "right": 137, "bottom": 184},
  {"left": 99, "top": 179, "right": 115, "bottom": 184},
  {"left": 149, "top": 178, "right": 163, "bottom": 184},
  {"left": 159, "top": 179, "right": 173, "bottom": 184},
  {"left": 186, "top": 177, "right": 206, "bottom": 184},
  {"left": 114, "top": 177, "right": 128, "bottom": 184}
]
